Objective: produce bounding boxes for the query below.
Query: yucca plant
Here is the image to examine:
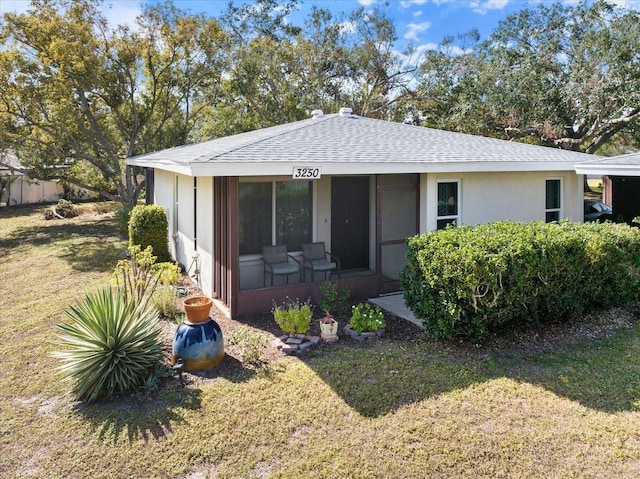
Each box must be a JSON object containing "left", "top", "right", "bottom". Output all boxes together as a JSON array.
[{"left": 53, "top": 288, "right": 163, "bottom": 403}]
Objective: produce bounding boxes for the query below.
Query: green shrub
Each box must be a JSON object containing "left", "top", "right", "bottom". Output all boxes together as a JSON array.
[
  {"left": 53, "top": 288, "right": 163, "bottom": 403},
  {"left": 128, "top": 204, "right": 170, "bottom": 262},
  {"left": 138, "top": 364, "right": 172, "bottom": 399},
  {"left": 350, "top": 302, "right": 386, "bottom": 333},
  {"left": 113, "top": 245, "right": 159, "bottom": 308},
  {"left": 154, "top": 261, "right": 182, "bottom": 286},
  {"left": 273, "top": 298, "right": 312, "bottom": 336},
  {"left": 152, "top": 285, "right": 180, "bottom": 319},
  {"left": 114, "top": 205, "right": 133, "bottom": 237},
  {"left": 401, "top": 221, "right": 640, "bottom": 340},
  {"left": 226, "top": 326, "right": 268, "bottom": 367},
  {"left": 113, "top": 245, "right": 180, "bottom": 308},
  {"left": 317, "top": 280, "right": 351, "bottom": 316}
]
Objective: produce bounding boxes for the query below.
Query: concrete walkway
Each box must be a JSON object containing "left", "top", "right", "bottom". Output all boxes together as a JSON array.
[{"left": 368, "top": 293, "right": 424, "bottom": 329}]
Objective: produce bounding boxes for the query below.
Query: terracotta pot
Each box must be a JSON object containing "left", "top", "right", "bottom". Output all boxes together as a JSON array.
[
  {"left": 183, "top": 295, "right": 213, "bottom": 324},
  {"left": 172, "top": 318, "right": 225, "bottom": 371}
]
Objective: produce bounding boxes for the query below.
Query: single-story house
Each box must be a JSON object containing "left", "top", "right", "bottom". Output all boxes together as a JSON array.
[
  {"left": 127, "top": 108, "right": 597, "bottom": 318},
  {"left": 575, "top": 152, "right": 640, "bottom": 224}
]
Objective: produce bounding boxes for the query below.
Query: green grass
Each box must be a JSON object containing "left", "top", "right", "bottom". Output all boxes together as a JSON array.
[
  {"left": 2, "top": 203, "right": 640, "bottom": 478},
  {"left": 587, "top": 178, "right": 604, "bottom": 194}
]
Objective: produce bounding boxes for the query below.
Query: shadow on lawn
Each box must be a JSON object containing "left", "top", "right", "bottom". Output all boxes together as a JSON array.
[
  {"left": 300, "top": 311, "right": 640, "bottom": 418},
  {"left": 1, "top": 218, "right": 125, "bottom": 272},
  {"left": 76, "top": 354, "right": 257, "bottom": 444},
  {"left": 77, "top": 388, "right": 204, "bottom": 445}
]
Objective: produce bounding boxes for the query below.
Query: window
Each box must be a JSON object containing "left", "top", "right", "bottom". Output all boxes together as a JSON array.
[
  {"left": 436, "top": 181, "right": 459, "bottom": 229},
  {"left": 239, "top": 181, "right": 312, "bottom": 255},
  {"left": 545, "top": 179, "right": 561, "bottom": 222}
]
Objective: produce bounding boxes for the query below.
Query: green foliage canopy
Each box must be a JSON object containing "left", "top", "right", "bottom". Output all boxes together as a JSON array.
[
  {"left": 3, "top": 0, "right": 640, "bottom": 195},
  {"left": 412, "top": 0, "right": 640, "bottom": 154},
  {"left": 0, "top": 0, "right": 228, "bottom": 205}
]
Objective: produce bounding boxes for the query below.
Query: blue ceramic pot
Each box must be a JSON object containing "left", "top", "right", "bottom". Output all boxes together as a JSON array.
[{"left": 172, "top": 318, "right": 225, "bottom": 371}]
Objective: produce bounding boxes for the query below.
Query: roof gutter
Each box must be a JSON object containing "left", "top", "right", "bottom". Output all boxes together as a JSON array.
[{"left": 575, "top": 164, "right": 640, "bottom": 177}]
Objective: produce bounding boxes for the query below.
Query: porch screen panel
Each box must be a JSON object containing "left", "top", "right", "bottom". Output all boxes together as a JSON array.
[
  {"left": 275, "top": 181, "right": 312, "bottom": 251},
  {"left": 239, "top": 182, "right": 272, "bottom": 255},
  {"left": 379, "top": 184, "right": 418, "bottom": 286},
  {"left": 381, "top": 188, "right": 417, "bottom": 241}
]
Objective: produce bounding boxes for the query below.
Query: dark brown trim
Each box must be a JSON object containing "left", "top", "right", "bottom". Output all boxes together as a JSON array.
[
  {"left": 236, "top": 274, "right": 380, "bottom": 317},
  {"left": 227, "top": 177, "right": 239, "bottom": 316},
  {"left": 213, "top": 177, "right": 240, "bottom": 317},
  {"left": 144, "top": 168, "right": 154, "bottom": 204}
]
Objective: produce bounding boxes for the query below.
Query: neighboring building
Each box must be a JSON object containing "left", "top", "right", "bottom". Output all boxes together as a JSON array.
[
  {"left": 127, "top": 109, "right": 595, "bottom": 318},
  {"left": 575, "top": 152, "right": 640, "bottom": 224}
]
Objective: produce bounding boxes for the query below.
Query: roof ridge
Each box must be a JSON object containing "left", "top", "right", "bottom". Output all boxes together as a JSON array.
[{"left": 199, "top": 114, "right": 336, "bottom": 161}]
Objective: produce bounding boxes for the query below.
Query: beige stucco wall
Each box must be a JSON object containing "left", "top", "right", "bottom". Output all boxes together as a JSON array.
[
  {"left": 154, "top": 170, "right": 212, "bottom": 292},
  {"left": 421, "top": 171, "right": 583, "bottom": 231}
]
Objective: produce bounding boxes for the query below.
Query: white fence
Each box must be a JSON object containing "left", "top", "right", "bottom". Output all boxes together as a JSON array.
[{"left": 0, "top": 175, "right": 67, "bottom": 206}]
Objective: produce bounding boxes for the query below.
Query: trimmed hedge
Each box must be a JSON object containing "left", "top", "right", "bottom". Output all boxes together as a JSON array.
[
  {"left": 400, "top": 221, "right": 640, "bottom": 339},
  {"left": 128, "top": 205, "right": 170, "bottom": 263}
]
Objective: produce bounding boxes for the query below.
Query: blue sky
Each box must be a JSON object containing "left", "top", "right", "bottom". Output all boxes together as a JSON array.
[{"left": 2, "top": 0, "right": 640, "bottom": 51}]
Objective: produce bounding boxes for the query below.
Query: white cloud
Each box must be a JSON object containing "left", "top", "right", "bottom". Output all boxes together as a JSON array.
[
  {"left": 470, "top": 0, "right": 510, "bottom": 15},
  {"left": 447, "top": 45, "right": 472, "bottom": 56},
  {"left": 606, "top": 0, "right": 640, "bottom": 8},
  {"left": 404, "top": 21, "right": 431, "bottom": 41},
  {"left": 414, "top": 42, "right": 439, "bottom": 55},
  {"left": 358, "top": 0, "right": 378, "bottom": 6},
  {"left": 400, "top": 0, "right": 428, "bottom": 7},
  {"left": 103, "top": 2, "right": 141, "bottom": 29},
  {"left": 338, "top": 21, "right": 356, "bottom": 34},
  {"left": 413, "top": 10, "right": 424, "bottom": 18}
]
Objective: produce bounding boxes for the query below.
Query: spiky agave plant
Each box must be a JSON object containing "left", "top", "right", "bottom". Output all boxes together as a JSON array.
[{"left": 53, "top": 288, "right": 163, "bottom": 403}]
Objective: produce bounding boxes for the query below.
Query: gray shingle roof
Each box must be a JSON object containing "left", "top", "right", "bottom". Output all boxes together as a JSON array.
[
  {"left": 127, "top": 113, "right": 598, "bottom": 176},
  {"left": 575, "top": 151, "right": 640, "bottom": 176}
]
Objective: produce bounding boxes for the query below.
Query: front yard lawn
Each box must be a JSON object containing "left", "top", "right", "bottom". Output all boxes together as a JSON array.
[{"left": 2, "top": 203, "right": 640, "bottom": 478}]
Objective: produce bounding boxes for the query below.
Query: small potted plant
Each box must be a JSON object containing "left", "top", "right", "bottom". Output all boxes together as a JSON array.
[
  {"left": 345, "top": 302, "right": 386, "bottom": 340},
  {"left": 317, "top": 310, "right": 338, "bottom": 343},
  {"left": 272, "top": 298, "right": 312, "bottom": 337}
]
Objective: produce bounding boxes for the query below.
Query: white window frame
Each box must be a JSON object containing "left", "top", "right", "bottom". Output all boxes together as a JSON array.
[
  {"left": 436, "top": 179, "right": 461, "bottom": 230},
  {"left": 545, "top": 178, "right": 562, "bottom": 223}
]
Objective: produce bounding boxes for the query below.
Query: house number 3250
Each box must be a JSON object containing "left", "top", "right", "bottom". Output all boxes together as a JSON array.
[{"left": 292, "top": 167, "right": 321, "bottom": 179}]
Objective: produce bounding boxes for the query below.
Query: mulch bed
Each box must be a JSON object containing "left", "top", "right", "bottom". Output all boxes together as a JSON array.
[{"left": 162, "top": 274, "right": 640, "bottom": 387}]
